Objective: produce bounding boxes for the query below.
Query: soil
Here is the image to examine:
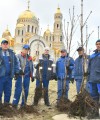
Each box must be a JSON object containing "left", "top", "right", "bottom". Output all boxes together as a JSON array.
[{"left": 0, "top": 80, "right": 99, "bottom": 120}]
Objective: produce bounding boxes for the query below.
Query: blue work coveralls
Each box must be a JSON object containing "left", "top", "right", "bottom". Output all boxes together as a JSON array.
[
  {"left": 56, "top": 56, "right": 74, "bottom": 101},
  {"left": 88, "top": 50, "right": 100, "bottom": 101},
  {"left": 0, "top": 48, "right": 19, "bottom": 103},
  {"left": 73, "top": 56, "right": 90, "bottom": 94},
  {"left": 73, "top": 56, "right": 83, "bottom": 94},
  {"left": 13, "top": 54, "right": 33, "bottom": 106},
  {"left": 35, "top": 54, "right": 54, "bottom": 104}
]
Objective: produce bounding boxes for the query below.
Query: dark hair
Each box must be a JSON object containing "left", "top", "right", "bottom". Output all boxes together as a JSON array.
[{"left": 96, "top": 40, "right": 100, "bottom": 44}]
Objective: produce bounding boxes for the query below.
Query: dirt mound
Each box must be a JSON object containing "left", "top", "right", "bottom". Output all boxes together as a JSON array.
[
  {"left": 56, "top": 89, "right": 99, "bottom": 119},
  {"left": 57, "top": 98, "right": 72, "bottom": 112},
  {"left": 19, "top": 105, "right": 38, "bottom": 114},
  {"left": 0, "top": 104, "right": 39, "bottom": 118},
  {"left": 68, "top": 89, "right": 99, "bottom": 118},
  {"left": 0, "top": 103, "right": 18, "bottom": 117}
]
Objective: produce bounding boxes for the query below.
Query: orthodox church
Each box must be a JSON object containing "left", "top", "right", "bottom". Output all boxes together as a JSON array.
[{"left": 2, "top": 1, "right": 64, "bottom": 61}]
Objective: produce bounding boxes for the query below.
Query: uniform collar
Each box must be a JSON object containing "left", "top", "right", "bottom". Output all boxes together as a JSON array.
[{"left": 2, "top": 50, "right": 9, "bottom": 56}]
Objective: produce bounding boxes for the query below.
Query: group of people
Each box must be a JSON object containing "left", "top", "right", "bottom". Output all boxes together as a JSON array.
[
  {"left": 0, "top": 38, "right": 100, "bottom": 108},
  {"left": 0, "top": 39, "right": 34, "bottom": 108}
]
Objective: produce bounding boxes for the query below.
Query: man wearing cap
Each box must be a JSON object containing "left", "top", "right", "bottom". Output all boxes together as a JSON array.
[
  {"left": 88, "top": 40, "right": 100, "bottom": 102},
  {"left": 12, "top": 44, "right": 34, "bottom": 107},
  {"left": 33, "top": 47, "right": 55, "bottom": 106},
  {"left": 0, "top": 39, "right": 19, "bottom": 104},
  {"left": 72, "top": 47, "right": 89, "bottom": 94},
  {"left": 56, "top": 48, "right": 74, "bottom": 104}
]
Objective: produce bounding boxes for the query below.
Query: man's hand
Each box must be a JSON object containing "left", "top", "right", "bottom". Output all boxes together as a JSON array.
[
  {"left": 14, "top": 73, "right": 19, "bottom": 80},
  {"left": 31, "top": 77, "right": 35, "bottom": 82},
  {"left": 51, "top": 73, "right": 57, "bottom": 81},
  {"left": 19, "top": 69, "right": 24, "bottom": 75},
  {"left": 70, "top": 78, "right": 74, "bottom": 84}
]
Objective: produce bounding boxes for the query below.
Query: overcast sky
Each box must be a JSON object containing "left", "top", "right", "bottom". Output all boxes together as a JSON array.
[{"left": 0, "top": 0, "right": 99, "bottom": 55}]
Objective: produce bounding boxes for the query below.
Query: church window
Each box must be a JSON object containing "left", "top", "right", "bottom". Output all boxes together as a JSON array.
[
  {"left": 53, "top": 36, "right": 54, "bottom": 41},
  {"left": 21, "top": 38, "right": 23, "bottom": 43},
  {"left": 27, "top": 25, "right": 30, "bottom": 32},
  {"left": 57, "top": 24, "right": 59, "bottom": 29},
  {"left": 22, "top": 30, "right": 23, "bottom": 35},
  {"left": 32, "top": 26, "right": 34, "bottom": 33},
  {"left": 50, "top": 44, "right": 51, "bottom": 47},
  {"left": 60, "top": 36, "right": 62, "bottom": 41},
  {"left": 18, "top": 30, "right": 20, "bottom": 35},
  {"left": 60, "top": 24, "right": 62, "bottom": 29},
  {"left": 35, "top": 28, "right": 37, "bottom": 34},
  {"left": 36, "top": 51, "right": 39, "bottom": 55},
  {"left": 50, "top": 36, "right": 51, "bottom": 41},
  {"left": 46, "top": 36, "right": 48, "bottom": 41}
]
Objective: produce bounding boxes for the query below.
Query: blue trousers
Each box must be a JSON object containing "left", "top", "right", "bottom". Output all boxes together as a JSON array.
[
  {"left": 85, "top": 82, "right": 90, "bottom": 93},
  {"left": 89, "top": 82, "right": 100, "bottom": 101},
  {"left": 36, "top": 78, "right": 49, "bottom": 101},
  {"left": 75, "top": 79, "right": 90, "bottom": 94},
  {"left": 57, "top": 79, "right": 70, "bottom": 101},
  {"left": 0, "top": 76, "right": 12, "bottom": 103},
  {"left": 36, "top": 79, "right": 49, "bottom": 88},
  {"left": 75, "top": 79, "right": 82, "bottom": 94},
  {"left": 13, "top": 75, "right": 30, "bottom": 106}
]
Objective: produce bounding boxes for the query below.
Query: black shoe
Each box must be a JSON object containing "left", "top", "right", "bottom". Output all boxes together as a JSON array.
[{"left": 45, "top": 102, "right": 51, "bottom": 106}]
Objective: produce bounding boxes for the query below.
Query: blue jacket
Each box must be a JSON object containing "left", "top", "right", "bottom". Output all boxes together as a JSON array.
[
  {"left": 17, "top": 54, "right": 34, "bottom": 77},
  {"left": 72, "top": 57, "right": 84, "bottom": 80},
  {"left": 88, "top": 50, "right": 100, "bottom": 83},
  {"left": 0, "top": 48, "right": 19, "bottom": 78},
  {"left": 56, "top": 56, "right": 74, "bottom": 79},
  {"left": 35, "top": 54, "right": 54, "bottom": 80}
]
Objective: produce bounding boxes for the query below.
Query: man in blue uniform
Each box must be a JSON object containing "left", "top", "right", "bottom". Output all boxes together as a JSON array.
[
  {"left": 73, "top": 47, "right": 87, "bottom": 94},
  {"left": 34, "top": 47, "right": 55, "bottom": 106},
  {"left": 12, "top": 44, "right": 34, "bottom": 107},
  {"left": 56, "top": 49, "right": 74, "bottom": 103},
  {"left": 88, "top": 40, "right": 100, "bottom": 102},
  {"left": 0, "top": 39, "right": 19, "bottom": 104},
  {"left": 72, "top": 47, "right": 90, "bottom": 94}
]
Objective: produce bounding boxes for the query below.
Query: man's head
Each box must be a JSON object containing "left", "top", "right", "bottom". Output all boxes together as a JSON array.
[
  {"left": 44, "top": 47, "right": 50, "bottom": 55},
  {"left": 96, "top": 40, "right": 100, "bottom": 51},
  {"left": 1, "top": 39, "right": 9, "bottom": 51},
  {"left": 22, "top": 44, "right": 30, "bottom": 55},
  {"left": 77, "top": 47, "right": 84, "bottom": 56},
  {"left": 60, "top": 48, "right": 67, "bottom": 57}
]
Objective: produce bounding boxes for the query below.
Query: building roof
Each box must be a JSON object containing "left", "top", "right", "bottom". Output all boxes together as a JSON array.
[{"left": 18, "top": 10, "right": 37, "bottom": 20}]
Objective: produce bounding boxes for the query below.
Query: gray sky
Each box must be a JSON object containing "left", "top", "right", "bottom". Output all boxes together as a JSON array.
[{"left": 0, "top": 0, "right": 99, "bottom": 55}]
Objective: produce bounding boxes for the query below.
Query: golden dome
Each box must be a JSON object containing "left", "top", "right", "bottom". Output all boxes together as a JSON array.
[
  {"left": 16, "top": 23, "right": 24, "bottom": 28},
  {"left": 18, "top": 10, "right": 37, "bottom": 20},
  {"left": 2, "top": 28, "right": 11, "bottom": 37},
  {"left": 44, "top": 26, "right": 51, "bottom": 35},
  {"left": 56, "top": 7, "right": 61, "bottom": 14},
  {"left": 45, "top": 29, "right": 51, "bottom": 34}
]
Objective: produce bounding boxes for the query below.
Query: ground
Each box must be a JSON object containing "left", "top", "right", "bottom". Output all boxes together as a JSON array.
[{"left": 0, "top": 80, "right": 99, "bottom": 120}]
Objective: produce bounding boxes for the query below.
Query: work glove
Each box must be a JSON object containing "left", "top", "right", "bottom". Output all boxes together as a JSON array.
[
  {"left": 14, "top": 72, "right": 19, "bottom": 80},
  {"left": 70, "top": 78, "right": 74, "bottom": 84},
  {"left": 54, "top": 76, "right": 57, "bottom": 81},
  {"left": 19, "top": 69, "right": 24, "bottom": 75},
  {"left": 31, "top": 77, "right": 35, "bottom": 82},
  {"left": 51, "top": 73, "right": 57, "bottom": 81},
  {"left": 35, "top": 63, "right": 41, "bottom": 69}
]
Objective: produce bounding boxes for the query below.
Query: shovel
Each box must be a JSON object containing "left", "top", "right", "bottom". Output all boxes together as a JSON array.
[{"left": 21, "top": 69, "right": 26, "bottom": 106}]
